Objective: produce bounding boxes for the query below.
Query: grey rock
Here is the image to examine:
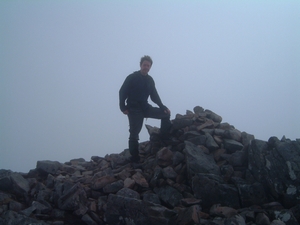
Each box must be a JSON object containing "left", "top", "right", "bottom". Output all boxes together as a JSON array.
[
  {"left": 143, "top": 192, "right": 161, "bottom": 204},
  {"left": 228, "top": 149, "right": 247, "bottom": 167},
  {"left": 270, "top": 209, "right": 299, "bottom": 225},
  {"left": 225, "top": 214, "right": 246, "bottom": 225},
  {"left": 205, "top": 109, "right": 222, "bottom": 123},
  {"left": 223, "top": 138, "right": 244, "bottom": 153},
  {"left": 103, "top": 180, "right": 124, "bottom": 194},
  {"left": 36, "top": 160, "right": 62, "bottom": 174},
  {"left": 235, "top": 181, "right": 268, "bottom": 207},
  {"left": 184, "top": 141, "right": 220, "bottom": 177},
  {"left": 255, "top": 212, "right": 271, "bottom": 225},
  {"left": 81, "top": 213, "right": 98, "bottom": 225},
  {"left": 105, "top": 194, "right": 176, "bottom": 225},
  {"left": 248, "top": 139, "right": 300, "bottom": 208},
  {"left": 117, "top": 187, "right": 140, "bottom": 199},
  {"left": 0, "top": 171, "right": 29, "bottom": 196},
  {"left": 193, "top": 106, "right": 204, "bottom": 115},
  {"left": 8, "top": 200, "right": 23, "bottom": 212},
  {"left": 162, "top": 166, "right": 177, "bottom": 180},
  {"left": 57, "top": 183, "right": 87, "bottom": 211},
  {"left": 91, "top": 174, "right": 116, "bottom": 190},
  {"left": 241, "top": 131, "right": 255, "bottom": 146},
  {"left": 154, "top": 185, "right": 183, "bottom": 208},
  {"left": 177, "top": 205, "right": 202, "bottom": 225},
  {"left": 172, "top": 151, "right": 185, "bottom": 166},
  {"left": 192, "top": 173, "right": 240, "bottom": 210},
  {"left": 1, "top": 210, "right": 48, "bottom": 225},
  {"left": 205, "top": 132, "right": 219, "bottom": 151},
  {"left": 172, "top": 118, "right": 194, "bottom": 130},
  {"left": 181, "top": 131, "right": 204, "bottom": 143},
  {"left": 156, "top": 147, "right": 173, "bottom": 167}
]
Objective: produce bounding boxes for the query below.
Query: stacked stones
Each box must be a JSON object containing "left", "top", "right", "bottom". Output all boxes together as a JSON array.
[{"left": 0, "top": 106, "right": 299, "bottom": 225}]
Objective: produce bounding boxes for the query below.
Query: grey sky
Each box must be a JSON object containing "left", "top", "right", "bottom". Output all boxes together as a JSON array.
[{"left": 1, "top": 1, "right": 299, "bottom": 172}]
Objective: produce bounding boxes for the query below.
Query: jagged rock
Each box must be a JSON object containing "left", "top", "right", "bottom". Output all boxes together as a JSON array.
[
  {"left": 241, "top": 131, "right": 255, "bottom": 145},
  {"left": 223, "top": 138, "right": 244, "bottom": 153},
  {"left": 124, "top": 177, "right": 135, "bottom": 189},
  {"left": 233, "top": 179, "right": 268, "bottom": 207},
  {"left": 132, "top": 171, "right": 149, "bottom": 188},
  {"left": 181, "top": 198, "right": 201, "bottom": 206},
  {"left": 105, "top": 194, "right": 176, "bottom": 224},
  {"left": 227, "top": 148, "right": 247, "bottom": 167},
  {"left": 57, "top": 183, "right": 87, "bottom": 211},
  {"left": 225, "top": 214, "right": 246, "bottom": 225},
  {"left": 154, "top": 185, "right": 183, "bottom": 208},
  {"left": 103, "top": 180, "right": 124, "bottom": 194},
  {"left": 226, "top": 128, "right": 242, "bottom": 142},
  {"left": 143, "top": 192, "right": 161, "bottom": 204},
  {"left": 81, "top": 213, "right": 98, "bottom": 225},
  {"left": 172, "top": 118, "right": 194, "bottom": 130},
  {"left": 176, "top": 204, "right": 202, "bottom": 225},
  {"left": 0, "top": 106, "right": 299, "bottom": 225},
  {"left": 209, "top": 204, "right": 238, "bottom": 218},
  {"left": 36, "top": 160, "right": 62, "bottom": 174},
  {"left": 184, "top": 141, "right": 220, "bottom": 177},
  {"left": 270, "top": 209, "right": 299, "bottom": 225},
  {"left": 186, "top": 134, "right": 207, "bottom": 146},
  {"left": 105, "top": 153, "right": 129, "bottom": 169},
  {"left": 192, "top": 173, "right": 240, "bottom": 210},
  {"left": 248, "top": 138, "right": 300, "bottom": 208},
  {"left": 205, "top": 109, "right": 222, "bottom": 123},
  {"left": 117, "top": 187, "right": 140, "bottom": 199},
  {"left": 8, "top": 200, "right": 24, "bottom": 212},
  {"left": 1, "top": 210, "right": 49, "bottom": 225},
  {"left": 205, "top": 132, "right": 220, "bottom": 150},
  {"left": 91, "top": 174, "right": 116, "bottom": 190},
  {"left": 156, "top": 147, "right": 173, "bottom": 167},
  {"left": 172, "top": 151, "right": 185, "bottom": 166},
  {"left": 162, "top": 166, "right": 177, "bottom": 180},
  {"left": 0, "top": 170, "right": 30, "bottom": 196},
  {"left": 270, "top": 220, "right": 286, "bottom": 225},
  {"left": 255, "top": 212, "right": 271, "bottom": 225},
  {"left": 197, "top": 119, "right": 215, "bottom": 130},
  {"left": 193, "top": 105, "right": 204, "bottom": 115},
  {"left": 145, "top": 124, "right": 161, "bottom": 136}
]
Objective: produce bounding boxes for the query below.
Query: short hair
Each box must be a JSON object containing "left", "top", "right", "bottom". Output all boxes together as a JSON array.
[{"left": 140, "top": 55, "right": 153, "bottom": 65}]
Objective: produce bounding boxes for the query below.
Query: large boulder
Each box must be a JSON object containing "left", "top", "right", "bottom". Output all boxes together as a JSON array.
[
  {"left": 248, "top": 138, "right": 300, "bottom": 208},
  {"left": 184, "top": 141, "right": 220, "bottom": 177},
  {"left": 0, "top": 170, "right": 30, "bottom": 196}
]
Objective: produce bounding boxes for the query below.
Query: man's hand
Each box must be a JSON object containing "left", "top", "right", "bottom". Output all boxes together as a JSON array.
[
  {"left": 164, "top": 108, "right": 171, "bottom": 115},
  {"left": 123, "top": 110, "right": 129, "bottom": 115}
]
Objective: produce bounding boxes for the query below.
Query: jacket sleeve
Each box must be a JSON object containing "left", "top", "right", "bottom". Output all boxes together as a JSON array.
[
  {"left": 150, "top": 80, "right": 167, "bottom": 110},
  {"left": 119, "top": 76, "right": 130, "bottom": 112}
]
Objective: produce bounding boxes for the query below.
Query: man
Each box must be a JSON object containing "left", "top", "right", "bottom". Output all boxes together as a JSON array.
[{"left": 119, "top": 55, "right": 172, "bottom": 162}]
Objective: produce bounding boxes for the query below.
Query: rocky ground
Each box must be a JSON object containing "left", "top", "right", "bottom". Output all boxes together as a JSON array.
[{"left": 0, "top": 106, "right": 299, "bottom": 225}]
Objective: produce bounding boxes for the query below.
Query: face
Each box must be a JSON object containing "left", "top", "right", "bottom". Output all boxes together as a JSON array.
[{"left": 140, "top": 60, "right": 152, "bottom": 75}]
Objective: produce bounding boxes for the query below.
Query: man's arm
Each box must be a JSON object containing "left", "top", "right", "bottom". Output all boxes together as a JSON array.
[
  {"left": 150, "top": 80, "right": 170, "bottom": 114},
  {"left": 119, "top": 76, "right": 130, "bottom": 113}
]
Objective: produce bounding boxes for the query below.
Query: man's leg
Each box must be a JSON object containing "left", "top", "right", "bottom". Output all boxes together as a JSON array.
[
  {"left": 145, "top": 106, "right": 172, "bottom": 139},
  {"left": 128, "top": 109, "right": 144, "bottom": 161}
]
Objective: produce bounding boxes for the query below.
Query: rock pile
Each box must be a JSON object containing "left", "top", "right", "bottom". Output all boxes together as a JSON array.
[{"left": 0, "top": 106, "right": 299, "bottom": 225}]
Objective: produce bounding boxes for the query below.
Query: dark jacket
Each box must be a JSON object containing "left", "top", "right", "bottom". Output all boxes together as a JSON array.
[{"left": 119, "top": 71, "right": 166, "bottom": 112}]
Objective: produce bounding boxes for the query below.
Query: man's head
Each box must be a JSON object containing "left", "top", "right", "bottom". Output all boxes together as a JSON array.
[{"left": 140, "top": 55, "right": 152, "bottom": 75}]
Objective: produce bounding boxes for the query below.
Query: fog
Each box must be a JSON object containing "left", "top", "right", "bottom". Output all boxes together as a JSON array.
[{"left": 1, "top": 1, "right": 299, "bottom": 172}]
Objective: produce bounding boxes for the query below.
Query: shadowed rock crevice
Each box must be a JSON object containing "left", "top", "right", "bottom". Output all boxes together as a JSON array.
[{"left": 0, "top": 106, "right": 299, "bottom": 225}]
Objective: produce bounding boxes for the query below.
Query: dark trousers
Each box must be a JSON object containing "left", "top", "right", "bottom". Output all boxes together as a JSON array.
[{"left": 127, "top": 106, "right": 171, "bottom": 157}]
